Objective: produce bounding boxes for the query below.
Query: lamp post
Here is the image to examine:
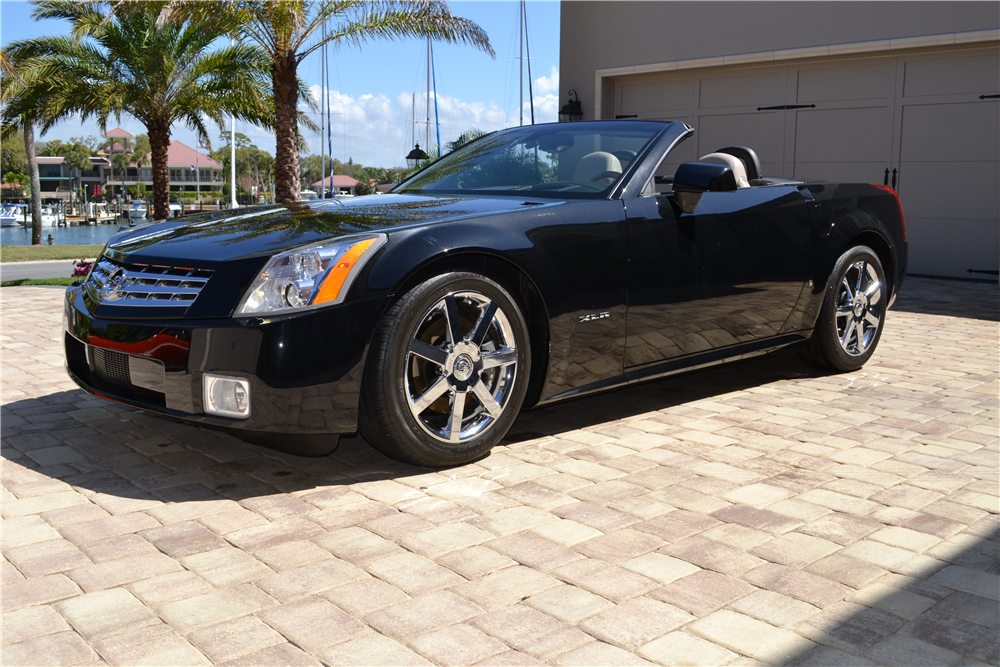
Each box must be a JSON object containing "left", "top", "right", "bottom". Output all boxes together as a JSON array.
[
  {"left": 558, "top": 89, "right": 584, "bottom": 122},
  {"left": 405, "top": 144, "right": 430, "bottom": 170}
]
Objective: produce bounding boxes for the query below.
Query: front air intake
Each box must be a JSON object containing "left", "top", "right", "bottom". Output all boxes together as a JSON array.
[{"left": 90, "top": 346, "right": 131, "bottom": 388}]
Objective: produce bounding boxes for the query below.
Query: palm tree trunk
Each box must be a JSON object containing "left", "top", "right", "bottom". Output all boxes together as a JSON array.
[
  {"left": 149, "top": 127, "right": 171, "bottom": 221},
  {"left": 273, "top": 53, "right": 300, "bottom": 204},
  {"left": 24, "top": 120, "right": 42, "bottom": 245}
]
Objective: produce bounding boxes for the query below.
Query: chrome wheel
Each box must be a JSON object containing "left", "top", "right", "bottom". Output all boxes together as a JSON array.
[
  {"left": 404, "top": 290, "right": 518, "bottom": 444},
  {"left": 835, "top": 259, "right": 883, "bottom": 357}
]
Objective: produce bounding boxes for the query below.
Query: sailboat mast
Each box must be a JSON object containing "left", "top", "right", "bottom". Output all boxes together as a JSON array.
[
  {"left": 320, "top": 24, "right": 326, "bottom": 197},
  {"left": 326, "top": 28, "right": 334, "bottom": 189},
  {"left": 518, "top": 1, "right": 523, "bottom": 126},
  {"left": 431, "top": 40, "right": 442, "bottom": 158},
  {"left": 426, "top": 38, "right": 432, "bottom": 155},
  {"left": 524, "top": 0, "right": 535, "bottom": 125}
]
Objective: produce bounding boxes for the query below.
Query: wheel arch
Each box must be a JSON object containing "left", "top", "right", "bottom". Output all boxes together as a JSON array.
[
  {"left": 849, "top": 229, "right": 896, "bottom": 301},
  {"left": 375, "top": 250, "right": 551, "bottom": 411}
]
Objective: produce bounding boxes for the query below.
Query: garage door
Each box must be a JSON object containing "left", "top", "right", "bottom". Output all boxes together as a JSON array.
[{"left": 613, "top": 46, "right": 1000, "bottom": 278}]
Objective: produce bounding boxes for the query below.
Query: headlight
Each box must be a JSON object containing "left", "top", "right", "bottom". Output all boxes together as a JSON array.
[{"left": 235, "top": 234, "right": 386, "bottom": 316}]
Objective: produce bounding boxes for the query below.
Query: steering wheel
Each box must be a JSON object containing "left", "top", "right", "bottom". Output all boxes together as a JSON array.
[{"left": 591, "top": 171, "right": 621, "bottom": 182}]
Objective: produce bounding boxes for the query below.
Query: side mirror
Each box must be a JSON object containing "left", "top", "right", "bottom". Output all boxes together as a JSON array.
[{"left": 673, "top": 162, "right": 738, "bottom": 214}]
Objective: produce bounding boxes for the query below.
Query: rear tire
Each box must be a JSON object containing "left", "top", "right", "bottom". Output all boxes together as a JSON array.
[
  {"left": 359, "top": 272, "right": 530, "bottom": 467},
  {"left": 803, "top": 245, "right": 886, "bottom": 372}
]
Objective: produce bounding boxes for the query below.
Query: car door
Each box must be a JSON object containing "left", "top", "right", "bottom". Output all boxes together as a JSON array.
[
  {"left": 622, "top": 194, "right": 701, "bottom": 368},
  {"left": 624, "top": 185, "right": 812, "bottom": 370},
  {"left": 690, "top": 186, "right": 814, "bottom": 345}
]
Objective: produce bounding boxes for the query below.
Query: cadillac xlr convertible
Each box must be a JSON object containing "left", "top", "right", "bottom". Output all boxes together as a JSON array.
[{"left": 64, "top": 120, "right": 907, "bottom": 467}]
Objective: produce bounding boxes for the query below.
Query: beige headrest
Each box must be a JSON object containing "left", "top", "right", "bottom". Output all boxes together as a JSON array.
[
  {"left": 575, "top": 151, "right": 622, "bottom": 183},
  {"left": 698, "top": 152, "right": 750, "bottom": 188}
]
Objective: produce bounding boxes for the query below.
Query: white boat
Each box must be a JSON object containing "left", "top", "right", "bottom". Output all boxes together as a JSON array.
[
  {"left": 0, "top": 204, "right": 26, "bottom": 227},
  {"left": 86, "top": 202, "right": 116, "bottom": 224},
  {"left": 169, "top": 200, "right": 182, "bottom": 217},
  {"left": 128, "top": 201, "right": 147, "bottom": 220},
  {"left": 39, "top": 205, "right": 60, "bottom": 227}
]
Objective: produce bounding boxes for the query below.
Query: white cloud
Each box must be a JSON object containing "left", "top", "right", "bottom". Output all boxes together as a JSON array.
[
  {"left": 303, "top": 83, "right": 561, "bottom": 168},
  {"left": 534, "top": 66, "right": 559, "bottom": 96}
]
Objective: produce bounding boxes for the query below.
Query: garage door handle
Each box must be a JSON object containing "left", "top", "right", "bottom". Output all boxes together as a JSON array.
[
  {"left": 884, "top": 169, "right": 889, "bottom": 186},
  {"left": 891, "top": 168, "right": 897, "bottom": 190},
  {"left": 979, "top": 94, "right": 999, "bottom": 100},
  {"left": 615, "top": 114, "right": 639, "bottom": 119},
  {"left": 756, "top": 104, "right": 816, "bottom": 111}
]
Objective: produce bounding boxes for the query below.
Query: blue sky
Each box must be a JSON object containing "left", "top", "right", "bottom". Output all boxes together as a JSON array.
[{"left": 0, "top": 0, "right": 561, "bottom": 168}]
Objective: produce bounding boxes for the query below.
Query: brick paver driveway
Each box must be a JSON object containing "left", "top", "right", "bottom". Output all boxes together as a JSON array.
[{"left": 2, "top": 278, "right": 997, "bottom": 666}]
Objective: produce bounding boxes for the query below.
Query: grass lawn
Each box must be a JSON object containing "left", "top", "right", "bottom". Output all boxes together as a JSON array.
[
  {"left": 1, "top": 245, "right": 103, "bottom": 263},
  {"left": 1, "top": 277, "right": 78, "bottom": 287}
]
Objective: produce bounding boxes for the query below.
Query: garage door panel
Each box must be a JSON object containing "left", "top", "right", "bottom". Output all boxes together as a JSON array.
[
  {"left": 696, "top": 112, "right": 780, "bottom": 165},
  {"left": 906, "top": 217, "right": 999, "bottom": 277},
  {"left": 900, "top": 102, "right": 1000, "bottom": 162},
  {"left": 699, "top": 71, "right": 781, "bottom": 109},
  {"left": 792, "top": 162, "right": 887, "bottom": 184},
  {"left": 904, "top": 53, "right": 1000, "bottom": 98},
  {"left": 796, "top": 62, "right": 893, "bottom": 103},
  {"left": 794, "top": 107, "right": 890, "bottom": 163},
  {"left": 620, "top": 77, "right": 691, "bottom": 116},
  {"left": 897, "top": 161, "right": 999, "bottom": 221}
]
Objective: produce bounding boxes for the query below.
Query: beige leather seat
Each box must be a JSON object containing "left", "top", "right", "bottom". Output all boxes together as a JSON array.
[
  {"left": 574, "top": 151, "right": 622, "bottom": 185},
  {"left": 698, "top": 152, "right": 751, "bottom": 188}
]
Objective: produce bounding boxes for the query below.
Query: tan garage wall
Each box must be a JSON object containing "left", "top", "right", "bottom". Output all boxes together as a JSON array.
[{"left": 560, "top": 2, "right": 1000, "bottom": 279}]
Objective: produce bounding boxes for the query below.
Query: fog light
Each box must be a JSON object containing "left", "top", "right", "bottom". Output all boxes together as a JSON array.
[{"left": 203, "top": 374, "right": 251, "bottom": 419}]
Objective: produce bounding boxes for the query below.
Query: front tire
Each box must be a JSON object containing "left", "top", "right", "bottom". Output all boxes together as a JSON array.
[
  {"left": 803, "top": 245, "right": 886, "bottom": 372},
  {"left": 360, "top": 272, "right": 530, "bottom": 467}
]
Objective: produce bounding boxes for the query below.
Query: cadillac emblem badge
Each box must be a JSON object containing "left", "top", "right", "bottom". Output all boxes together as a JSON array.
[{"left": 100, "top": 267, "right": 128, "bottom": 301}]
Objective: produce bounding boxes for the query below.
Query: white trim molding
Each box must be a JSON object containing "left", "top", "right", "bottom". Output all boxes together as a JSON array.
[{"left": 594, "top": 28, "right": 1000, "bottom": 119}]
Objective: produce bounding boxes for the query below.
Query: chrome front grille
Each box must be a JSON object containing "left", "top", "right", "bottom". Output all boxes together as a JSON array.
[{"left": 86, "top": 257, "right": 212, "bottom": 308}]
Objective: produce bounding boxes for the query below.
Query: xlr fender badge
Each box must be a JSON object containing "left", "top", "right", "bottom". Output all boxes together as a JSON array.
[{"left": 579, "top": 311, "right": 610, "bottom": 323}]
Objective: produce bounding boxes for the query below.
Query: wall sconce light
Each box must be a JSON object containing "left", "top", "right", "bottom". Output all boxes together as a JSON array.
[{"left": 558, "top": 90, "right": 583, "bottom": 122}]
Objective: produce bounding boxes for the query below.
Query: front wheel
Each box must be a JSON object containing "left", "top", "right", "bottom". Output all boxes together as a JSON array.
[
  {"left": 802, "top": 245, "right": 887, "bottom": 372},
  {"left": 360, "top": 273, "right": 530, "bottom": 467}
]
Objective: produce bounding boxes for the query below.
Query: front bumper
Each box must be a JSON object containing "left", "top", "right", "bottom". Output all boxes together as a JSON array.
[{"left": 63, "top": 285, "right": 390, "bottom": 455}]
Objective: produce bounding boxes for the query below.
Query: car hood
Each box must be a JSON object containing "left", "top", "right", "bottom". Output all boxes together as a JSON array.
[{"left": 104, "top": 194, "right": 563, "bottom": 268}]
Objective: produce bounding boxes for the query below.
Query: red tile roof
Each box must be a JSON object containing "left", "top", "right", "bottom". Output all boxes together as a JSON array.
[
  {"left": 313, "top": 175, "right": 359, "bottom": 188},
  {"left": 102, "top": 127, "right": 134, "bottom": 139},
  {"left": 161, "top": 140, "right": 222, "bottom": 169}
]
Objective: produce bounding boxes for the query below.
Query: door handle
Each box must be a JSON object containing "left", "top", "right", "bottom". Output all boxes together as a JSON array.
[
  {"left": 884, "top": 168, "right": 889, "bottom": 186},
  {"left": 891, "top": 168, "right": 897, "bottom": 190}
]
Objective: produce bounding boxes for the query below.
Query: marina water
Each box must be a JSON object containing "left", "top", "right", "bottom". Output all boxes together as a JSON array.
[{"left": 1, "top": 222, "right": 136, "bottom": 246}]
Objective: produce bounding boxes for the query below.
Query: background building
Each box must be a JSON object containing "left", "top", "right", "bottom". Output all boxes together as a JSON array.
[
  {"left": 559, "top": 1, "right": 999, "bottom": 278},
  {"left": 313, "top": 174, "right": 360, "bottom": 196}
]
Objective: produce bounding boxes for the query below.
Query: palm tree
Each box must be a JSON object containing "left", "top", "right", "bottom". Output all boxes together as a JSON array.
[
  {"left": 3, "top": 1, "right": 276, "bottom": 221},
  {"left": 147, "top": 0, "right": 494, "bottom": 204},
  {"left": 0, "top": 54, "right": 44, "bottom": 244},
  {"left": 447, "top": 127, "right": 489, "bottom": 153}
]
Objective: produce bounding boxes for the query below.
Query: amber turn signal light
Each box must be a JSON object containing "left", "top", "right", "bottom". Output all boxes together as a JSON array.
[{"left": 313, "top": 238, "right": 378, "bottom": 305}]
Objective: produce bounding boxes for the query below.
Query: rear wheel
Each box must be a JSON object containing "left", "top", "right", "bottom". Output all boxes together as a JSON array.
[
  {"left": 802, "top": 245, "right": 886, "bottom": 372},
  {"left": 360, "top": 272, "right": 530, "bottom": 467}
]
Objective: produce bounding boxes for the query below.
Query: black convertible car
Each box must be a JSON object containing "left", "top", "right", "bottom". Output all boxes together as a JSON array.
[{"left": 64, "top": 120, "right": 906, "bottom": 467}]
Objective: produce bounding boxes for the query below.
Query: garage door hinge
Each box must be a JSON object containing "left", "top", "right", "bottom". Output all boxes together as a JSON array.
[
  {"left": 615, "top": 114, "right": 639, "bottom": 119},
  {"left": 756, "top": 104, "right": 816, "bottom": 111},
  {"left": 979, "top": 94, "right": 1000, "bottom": 100}
]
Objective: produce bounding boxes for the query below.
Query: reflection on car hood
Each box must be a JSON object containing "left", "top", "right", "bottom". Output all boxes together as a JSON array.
[{"left": 104, "top": 194, "right": 561, "bottom": 268}]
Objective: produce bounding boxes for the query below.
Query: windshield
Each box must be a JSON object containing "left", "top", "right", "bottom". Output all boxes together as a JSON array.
[{"left": 397, "top": 121, "right": 666, "bottom": 199}]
